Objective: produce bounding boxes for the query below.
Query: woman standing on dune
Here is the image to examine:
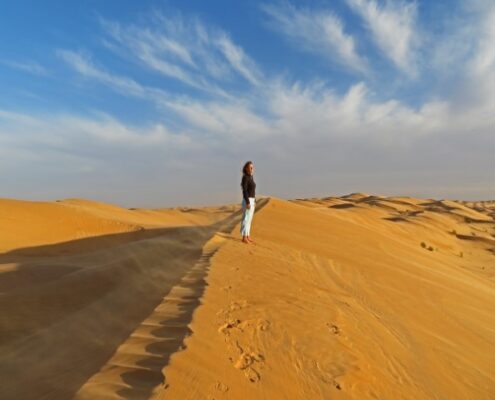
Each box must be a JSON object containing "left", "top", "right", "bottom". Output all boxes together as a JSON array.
[{"left": 240, "top": 161, "right": 256, "bottom": 244}]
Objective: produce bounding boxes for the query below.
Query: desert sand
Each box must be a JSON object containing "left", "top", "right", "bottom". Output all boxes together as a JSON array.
[{"left": 1, "top": 194, "right": 494, "bottom": 399}]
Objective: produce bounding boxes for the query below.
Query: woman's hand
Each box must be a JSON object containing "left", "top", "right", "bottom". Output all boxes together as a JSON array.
[{"left": 246, "top": 203, "right": 251, "bottom": 209}]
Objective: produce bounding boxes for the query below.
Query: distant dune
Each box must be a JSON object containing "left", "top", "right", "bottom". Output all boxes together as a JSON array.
[{"left": 1, "top": 194, "right": 494, "bottom": 399}]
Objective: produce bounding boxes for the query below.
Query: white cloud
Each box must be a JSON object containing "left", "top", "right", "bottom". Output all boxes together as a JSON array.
[
  {"left": 0, "top": 60, "right": 48, "bottom": 76},
  {"left": 470, "top": 7, "right": 495, "bottom": 79},
  {"left": 3, "top": 55, "right": 495, "bottom": 203},
  {"left": 166, "top": 98, "right": 272, "bottom": 140},
  {"left": 262, "top": 2, "right": 368, "bottom": 74},
  {"left": 6, "top": 5, "right": 495, "bottom": 204},
  {"left": 58, "top": 50, "right": 144, "bottom": 95},
  {"left": 53, "top": 8, "right": 495, "bottom": 151},
  {"left": 346, "top": 0, "right": 418, "bottom": 75},
  {"left": 463, "top": 6, "right": 495, "bottom": 121},
  {"left": 60, "top": 114, "right": 192, "bottom": 147},
  {"left": 57, "top": 49, "right": 171, "bottom": 105},
  {"left": 436, "top": 4, "right": 495, "bottom": 112},
  {"left": 215, "top": 34, "right": 262, "bottom": 85},
  {"left": 99, "top": 13, "right": 261, "bottom": 93},
  {"left": 0, "top": 109, "right": 191, "bottom": 148},
  {"left": 0, "top": 109, "right": 204, "bottom": 206}
]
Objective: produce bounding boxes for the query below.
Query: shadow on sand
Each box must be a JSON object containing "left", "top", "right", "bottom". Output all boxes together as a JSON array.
[{"left": 0, "top": 198, "right": 268, "bottom": 400}]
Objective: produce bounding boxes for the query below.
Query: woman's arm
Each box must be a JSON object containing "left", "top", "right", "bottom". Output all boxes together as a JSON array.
[{"left": 241, "top": 175, "right": 250, "bottom": 207}]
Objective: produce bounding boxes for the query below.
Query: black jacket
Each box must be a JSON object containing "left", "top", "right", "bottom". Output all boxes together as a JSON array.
[{"left": 241, "top": 174, "right": 256, "bottom": 203}]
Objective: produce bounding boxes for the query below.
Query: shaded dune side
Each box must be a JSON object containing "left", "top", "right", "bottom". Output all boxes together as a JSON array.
[
  {"left": 0, "top": 200, "right": 256, "bottom": 400},
  {"left": 74, "top": 233, "right": 228, "bottom": 400},
  {"left": 157, "top": 197, "right": 495, "bottom": 400}
]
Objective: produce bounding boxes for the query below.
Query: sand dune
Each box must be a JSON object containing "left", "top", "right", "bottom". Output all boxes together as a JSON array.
[
  {"left": 1, "top": 194, "right": 494, "bottom": 399},
  {"left": 0, "top": 198, "right": 240, "bottom": 399}
]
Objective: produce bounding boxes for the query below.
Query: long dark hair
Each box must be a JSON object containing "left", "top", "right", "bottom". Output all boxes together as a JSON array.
[{"left": 242, "top": 161, "right": 253, "bottom": 176}]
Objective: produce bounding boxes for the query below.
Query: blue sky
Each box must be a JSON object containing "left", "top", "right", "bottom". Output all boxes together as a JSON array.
[{"left": 1, "top": 0, "right": 494, "bottom": 207}]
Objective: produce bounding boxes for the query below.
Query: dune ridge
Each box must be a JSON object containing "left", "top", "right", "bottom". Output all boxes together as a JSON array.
[{"left": 1, "top": 194, "right": 494, "bottom": 399}]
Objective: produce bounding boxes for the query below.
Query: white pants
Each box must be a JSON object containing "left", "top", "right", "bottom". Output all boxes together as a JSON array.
[{"left": 240, "top": 197, "right": 255, "bottom": 236}]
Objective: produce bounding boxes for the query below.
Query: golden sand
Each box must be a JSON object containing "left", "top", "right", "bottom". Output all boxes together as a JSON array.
[{"left": 1, "top": 194, "right": 494, "bottom": 399}]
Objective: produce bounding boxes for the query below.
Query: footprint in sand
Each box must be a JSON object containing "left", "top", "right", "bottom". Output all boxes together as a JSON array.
[
  {"left": 228, "top": 299, "right": 248, "bottom": 312},
  {"left": 234, "top": 351, "right": 263, "bottom": 369},
  {"left": 326, "top": 323, "right": 340, "bottom": 335},
  {"left": 237, "top": 318, "right": 270, "bottom": 333},
  {"left": 245, "top": 367, "right": 261, "bottom": 383},
  {"left": 218, "top": 318, "right": 241, "bottom": 334},
  {"left": 257, "top": 319, "right": 270, "bottom": 331},
  {"left": 234, "top": 351, "right": 264, "bottom": 383},
  {"left": 216, "top": 300, "right": 268, "bottom": 383},
  {"left": 213, "top": 381, "right": 229, "bottom": 393},
  {"left": 216, "top": 299, "right": 246, "bottom": 320}
]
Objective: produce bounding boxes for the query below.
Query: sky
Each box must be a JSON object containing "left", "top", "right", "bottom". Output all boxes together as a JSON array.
[{"left": 1, "top": 0, "right": 494, "bottom": 207}]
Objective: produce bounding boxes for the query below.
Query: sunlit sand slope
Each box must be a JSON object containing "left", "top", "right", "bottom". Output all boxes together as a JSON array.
[
  {"left": 0, "top": 198, "right": 234, "bottom": 254},
  {"left": 158, "top": 195, "right": 495, "bottom": 400},
  {"left": 1, "top": 194, "right": 494, "bottom": 400}
]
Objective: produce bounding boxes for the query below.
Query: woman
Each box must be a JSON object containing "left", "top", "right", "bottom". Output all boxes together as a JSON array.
[{"left": 240, "top": 161, "right": 256, "bottom": 244}]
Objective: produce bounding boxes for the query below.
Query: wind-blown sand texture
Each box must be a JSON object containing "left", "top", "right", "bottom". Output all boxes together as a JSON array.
[{"left": 1, "top": 194, "right": 494, "bottom": 399}]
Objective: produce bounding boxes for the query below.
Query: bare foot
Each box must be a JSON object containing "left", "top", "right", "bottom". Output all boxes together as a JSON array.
[
  {"left": 242, "top": 237, "right": 250, "bottom": 244},
  {"left": 247, "top": 237, "right": 255, "bottom": 243}
]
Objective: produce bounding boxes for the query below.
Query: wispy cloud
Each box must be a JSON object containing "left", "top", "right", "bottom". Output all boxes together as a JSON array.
[
  {"left": 54, "top": 8, "right": 495, "bottom": 151},
  {"left": 346, "top": 0, "right": 418, "bottom": 75},
  {"left": 0, "top": 60, "right": 48, "bottom": 76},
  {"left": 470, "top": 7, "right": 495, "bottom": 77},
  {"left": 4, "top": 4, "right": 495, "bottom": 204},
  {"left": 166, "top": 98, "right": 272, "bottom": 140},
  {"left": 57, "top": 49, "right": 170, "bottom": 104},
  {"left": 216, "top": 34, "right": 262, "bottom": 85},
  {"left": 99, "top": 12, "right": 261, "bottom": 94},
  {"left": 0, "top": 109, "right": 191, "bottom": 148},
  {"left": 467, "top": 5, "right": 495, "bottom": 110},
  {"left": 0, "top": 109, "right": 200, "bottom": 206},
  {"left": 261, "top": 2, "right": 368, "bottom": 74}
]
